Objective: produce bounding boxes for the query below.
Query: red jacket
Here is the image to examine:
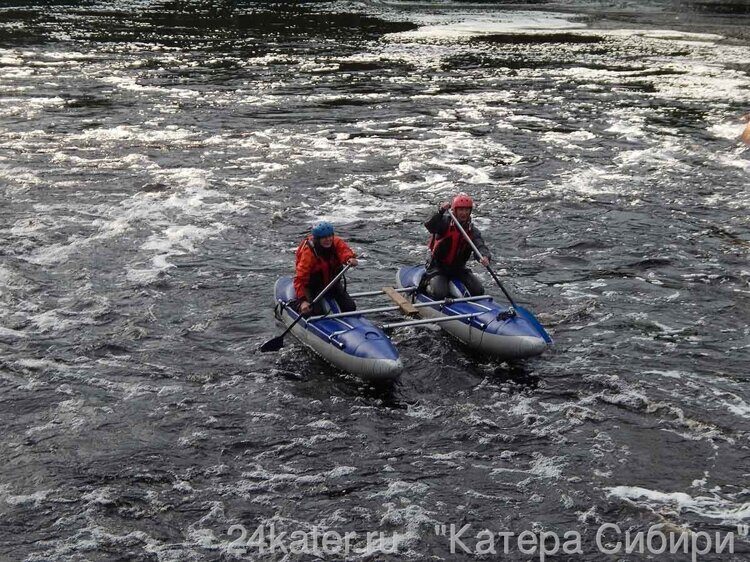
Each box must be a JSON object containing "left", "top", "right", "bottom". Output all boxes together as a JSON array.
[
  {"left": 425, "top": 210, "right": 490, "bottom": 273},
  {"left": 294, "top": 235, "right": 355, "bottom": 299}
]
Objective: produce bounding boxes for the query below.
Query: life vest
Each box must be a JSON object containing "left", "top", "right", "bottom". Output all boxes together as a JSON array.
[
  {"left": 296, "top": 236, "right": 342, "bottom": 286},
  {"left": 428, "top": 222, "right": 474, "bottom": 268}
]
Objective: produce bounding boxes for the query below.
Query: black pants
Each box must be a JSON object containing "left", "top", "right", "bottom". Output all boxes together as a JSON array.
[
  {"left": 300, "top": 280, "right": 356, "bottom": 316},
  {"left": 425, "top": 268, "right": 484, "bottom": 300}
]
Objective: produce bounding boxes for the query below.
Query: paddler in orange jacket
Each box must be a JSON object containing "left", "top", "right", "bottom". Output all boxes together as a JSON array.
[
  {"left": 294, "top": 221, "right": 358, "bottom": 316},
  {"left": 424, "top": 193, "right": 491, "bottom": 299}
]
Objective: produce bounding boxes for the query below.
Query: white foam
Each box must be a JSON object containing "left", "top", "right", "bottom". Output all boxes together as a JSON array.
[
  {"left": 490, "top": 452, "right": 565, "bottom": 479},
  {"left": 426, "top": 450, "right": 466, "bottom": 462},
  {"left": 142, "top": 223, "right": 226, "bottom": 257},
  {"left": 29, "top": 310, "right": 89, "bottom": 333},
  {"left": 99, "top": 74, "right": 173, "bottom": 93},
  {"left": 614, "top": 146, "right": 689, "bottom": 171},
  {"left": 551, "top": 166, "right": 631, "bottom": 196},
  {"left": 326, "top": 466, "right": 357, "bottom": 479},
  {"left": 509, "top": 396, "right": 535, "bottom": 416},
  {"left": 368, "top": 481, "right": 429, "bottom": 499},
  {"left": 0, "top": 67, "right": 34, "bottom": 79},
  {"left": 178, "top": 431, "right": 209, "bottom": 447},
  {"left": 653, "top": 64, "right": 749, "bottom": 102},
  {"left": 716, "top": 391, "right": 750, "bottom": 418},
  {"left": 606, "top": 120, "right": 646, "bottom": 140},
  {"left": 1, "top": 486, "right": 53, "bottom": 506},
  {"left": 386, "top": 11, "right": 585, "bottom": 42},
  {"left": 0, "top": 53, "right": 23, "bottom": 65},
  {"left": 70, "top": 125, "right": 197, "bottom": 144},
  {"left": 541, "top": 130, "right": 597, "bottom": 149},
  {"left": 622, "top": 29, "right": 724, "bottom": 42},
  {"left": 644, "top": 369, "right": 690, "bottom": 380},
  {"left": 0, "top": 264, "right": 22, "bottom": 289},
  {"left": 125, "top": 267, "right": 163, "bottom": 286},
  {"left": 715, "top": 151, "right": 750, "bottom": 175},
  {"left": 0, "top": 164, "right": 44, "bottom": 194},
  {"left": 0, "top": 326, "right": 27, "bottom": 340},
  {"left": 406, "top": 403, "right": 442, "bottom": 419},
  {"left": 607, "top": 486, "right": 750, "bottom": 522},
  {"left": 708, "top": 121, "right": 750, "bottom": 141},
  {"left": 236, "top": 463, "right": 357, "bottom": 493},
  {"left": 40, "top": 50, "right": 100, "bottom": 61},
  {"left": 373, "top": 503, "right": 437, "bottom": 555},
  {"left": 528, "top": 453, "right": 565, "bottom": 479},
  {"left": 306, "top": 419, "right": 340, "bottom": 430},
  {"left": 14, "top": 358, "right": 58, "bottom": 370},
  {"left": 21, "top": 162, "right": 245, "bottom": 285},
  {"left": 81, "top": 487, "right": 117, "bottom": 506}
]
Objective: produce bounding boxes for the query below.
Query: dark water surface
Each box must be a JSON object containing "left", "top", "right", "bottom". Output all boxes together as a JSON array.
[{"left": 1, "top": 1, "right": 749, "bottom": 560}]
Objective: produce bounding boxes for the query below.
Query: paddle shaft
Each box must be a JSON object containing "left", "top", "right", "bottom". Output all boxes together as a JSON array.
[
  {"left": 447, "top": 209, "right": 517, "bottom": 309},
  {"left": 260, "top": 263, "right": 352, "bottom": 351},
  {"left": 289, "top": 262, "right": 351, "bottom": 325}
]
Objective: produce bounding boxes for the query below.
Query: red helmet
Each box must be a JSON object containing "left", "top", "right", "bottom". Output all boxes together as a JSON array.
[{"left": 452, "top": 193, "right": 473, "bottom": 210}]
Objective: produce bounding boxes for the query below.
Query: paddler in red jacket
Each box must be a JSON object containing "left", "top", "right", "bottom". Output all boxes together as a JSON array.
[
  {"left": 424, "top": 193, "right": 491, "bottom": 299},
  {"left": 294, "top": 221, "right": 358, "bottom": 316}
]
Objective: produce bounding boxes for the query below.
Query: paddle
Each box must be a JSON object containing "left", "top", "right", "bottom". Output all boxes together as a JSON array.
[
  {"left": 259, "top": 263, "right": 353, "bottom": 352},
  {"left": 446, "top": 210, "right": 553, "bottom": 342},
  {"left": 447, "top": 208, "right": 518, "bottom": 318}
]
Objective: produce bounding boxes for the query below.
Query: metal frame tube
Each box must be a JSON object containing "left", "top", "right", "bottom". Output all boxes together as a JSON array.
[
  {"left": 382, "top": 312, "right": 483, "bottom": 330},
  {"left": 307, "top": 305, "right": 400, "bottom": 322},
  {"left": 412, "top": 295, "right": 491, "bottom": 308},
  {"left": 349, "top": 286, "right": 417, "bottom": 298},
  {"left": 306, "top": 295, "right": 493, "bottom": 321}
]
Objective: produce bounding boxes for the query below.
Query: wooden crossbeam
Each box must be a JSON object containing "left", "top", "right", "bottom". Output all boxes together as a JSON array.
[{"left": 383, "top": 287, "right": 419, "bottom": 317}]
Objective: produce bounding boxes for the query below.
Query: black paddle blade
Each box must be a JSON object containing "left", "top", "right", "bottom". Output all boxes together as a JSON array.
[{"left": 259, "top": 335, "right": 284, "bottom": 352}]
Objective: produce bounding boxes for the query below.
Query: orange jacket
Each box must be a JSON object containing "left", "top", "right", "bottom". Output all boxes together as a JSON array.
[{"left": 294, "top": 235, "right": 355, "bottom": 300}]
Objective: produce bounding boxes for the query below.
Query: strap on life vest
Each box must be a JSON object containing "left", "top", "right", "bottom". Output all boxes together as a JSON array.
[
  {"left": 429, "top": 222, "right": 472, "bottom": 266},
  {"left": 299, "top": 236, "right": 340, "bottom": 286}
]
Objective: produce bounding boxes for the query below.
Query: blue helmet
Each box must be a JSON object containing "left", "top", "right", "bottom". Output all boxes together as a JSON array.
[{"left": 311, "top": 221, "right": 334, "bottom": 238}]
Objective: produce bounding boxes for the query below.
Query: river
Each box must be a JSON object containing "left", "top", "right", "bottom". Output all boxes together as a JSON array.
[{"left": 1, "top": 1, "right": 749, "bottom": 560}]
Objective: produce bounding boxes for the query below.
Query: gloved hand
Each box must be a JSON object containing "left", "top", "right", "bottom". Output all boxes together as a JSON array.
[{"left": 299, "top": 301, "right": 312, "bottom": 315}]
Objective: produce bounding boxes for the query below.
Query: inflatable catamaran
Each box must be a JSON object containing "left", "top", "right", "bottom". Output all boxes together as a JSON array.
[
  {"left": 272, "top": 276, "right": 403, "bottom": 380},
  {"left": 264, "top": 210, "right": 552, "bottom": 379},
  {"left": 395, "top": 266, "right": 551, "bottom": 358},
  {"left": 269, "top": 269, "right": 551, "bottom": 380}
]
